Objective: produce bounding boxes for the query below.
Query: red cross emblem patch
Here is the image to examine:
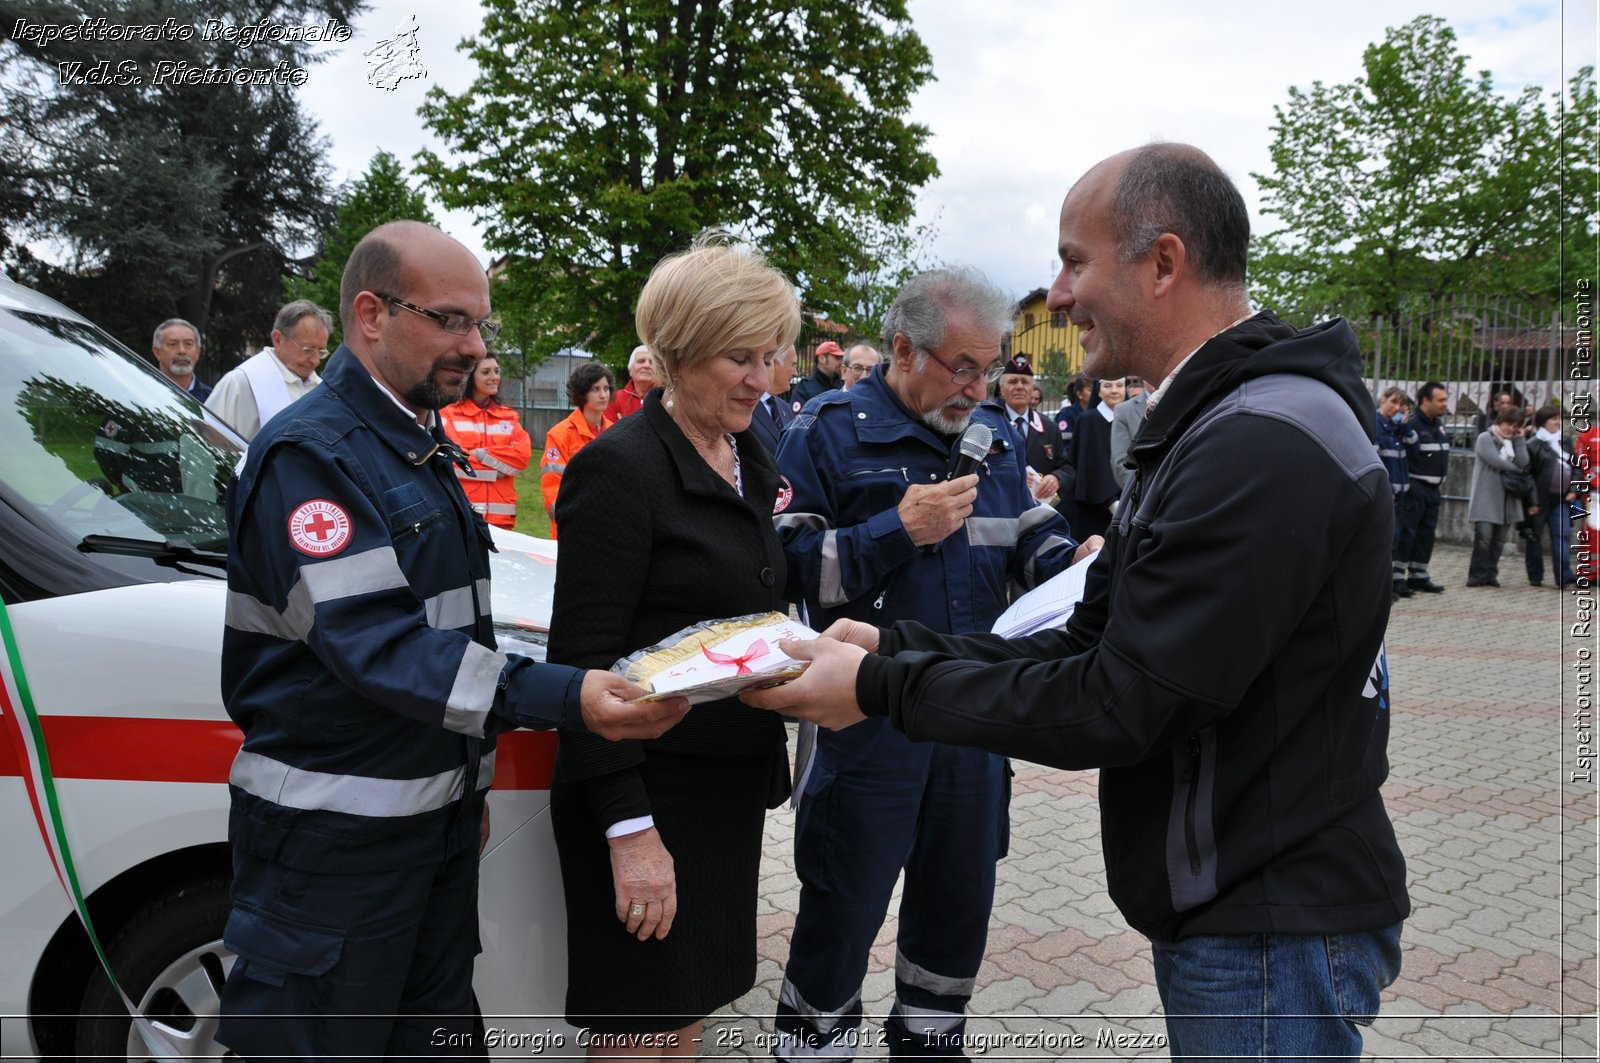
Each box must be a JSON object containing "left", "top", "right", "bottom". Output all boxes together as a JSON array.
[
  {"left": 773, "top": 476, "right": 794, "bottom": 515},
  {"left": 287, "top": 499, "right": 354, "bottom": 557}
]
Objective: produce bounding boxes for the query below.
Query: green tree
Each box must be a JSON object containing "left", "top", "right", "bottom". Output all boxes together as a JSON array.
[
  {"left": 286, "top": 149, "right": 435, "bottom": 348},
  {"left": 417, "top": 0, "right": 938, "bottom": 366},
  {"left": 1, "top": 0, "right": 364, "bottom": 359},
  {"left": 829, "top": 208, "right": 942, "bottom": 341},
  {"left": 1249, "top": 15, "right": 1594, "bottom": 321}
]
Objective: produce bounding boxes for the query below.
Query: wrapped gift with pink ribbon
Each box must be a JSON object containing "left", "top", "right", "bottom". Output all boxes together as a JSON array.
[{"left": 612, "top": 611, "right": 818, "bottom": 704}]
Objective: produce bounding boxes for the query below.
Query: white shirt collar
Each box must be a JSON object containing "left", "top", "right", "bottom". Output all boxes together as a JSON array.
[{"left": 366, "top": 371, "right": 435, "bottom": 428}]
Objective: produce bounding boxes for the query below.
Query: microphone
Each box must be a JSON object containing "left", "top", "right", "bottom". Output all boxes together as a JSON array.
[{"left": 946, "top": 422, "right": 993, "bottom": 480}]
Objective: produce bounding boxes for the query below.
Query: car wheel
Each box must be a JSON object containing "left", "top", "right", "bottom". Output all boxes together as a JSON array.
[{"left": 74, "top": 875, "right": 235, "bottom": 1061}]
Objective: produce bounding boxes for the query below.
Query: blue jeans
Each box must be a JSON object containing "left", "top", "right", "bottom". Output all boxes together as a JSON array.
[
  {"left": 1150, "top": 924, "right": 1402, "bottom": 1062},
  {"left": 1524, "top": 492, "right": 1576, "bottom": 585}
]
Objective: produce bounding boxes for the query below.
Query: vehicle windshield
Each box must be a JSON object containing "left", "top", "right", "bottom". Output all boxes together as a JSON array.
[{"left": 0, "top": 307, "right": 243, "bottom": 553}]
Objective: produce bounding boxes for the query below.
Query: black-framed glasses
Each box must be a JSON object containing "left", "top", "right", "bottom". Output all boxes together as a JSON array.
[
  {"left": 920, "top": 346, "right": 1005, "bottom": 386},
  {"left": 843, "top": 361, "right": 877, "bottom": 376},
  {"left": 374, "top": 292, "right": 501, "bottom": 344}
]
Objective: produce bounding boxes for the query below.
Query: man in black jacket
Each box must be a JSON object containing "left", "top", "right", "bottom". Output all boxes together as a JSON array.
[
  {"left": 790, "top": 340, "right": 844, "bottom": 407},
  {"left": 749, "top": 143, "right": 1409, "bottom": 1061}
]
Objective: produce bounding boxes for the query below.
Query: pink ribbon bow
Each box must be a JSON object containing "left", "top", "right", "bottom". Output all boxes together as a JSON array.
[{"left": 699, "top": 638, "right": 770, "bottom": 675}]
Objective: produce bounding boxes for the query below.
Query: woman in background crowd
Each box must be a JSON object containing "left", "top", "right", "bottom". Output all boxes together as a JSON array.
[
  {"left": 1054, "top": 372, "right": 1093, "bottom": 453},
  {"left": 1466, "top": 407, "right": 1531, "bottom": 588},
  {"left": 541, "top": 362, "right": 614, "bottom": 538},
  {"left": 441, "top": 354, "right": 531, "bottom": 528},
  {"left": 1523, "top": 404, "right": 1578, "bottom": 588},
  {"left": 1064, "top": 376, "right": 1125, "bottom": 539},
  {"left": 547, "top": 236, "right": 799, "bottom": 1059}
]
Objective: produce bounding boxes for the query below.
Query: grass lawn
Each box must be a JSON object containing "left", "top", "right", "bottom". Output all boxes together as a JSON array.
[{"left": 512, "top": 465, "right": 552, "bottom": 539}]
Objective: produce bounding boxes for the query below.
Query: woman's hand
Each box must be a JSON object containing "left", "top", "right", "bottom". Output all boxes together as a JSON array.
[{"left": 609, "top": 827, "right": 677, "bottom": 941}]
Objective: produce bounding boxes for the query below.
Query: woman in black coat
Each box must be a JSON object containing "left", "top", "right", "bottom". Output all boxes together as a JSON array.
[
  {"left": 1066, "top": 376, "right": 1126, "bottom": 538},
  {"left": 547, "top": 235, "right": 801, "bottom": 1056}
]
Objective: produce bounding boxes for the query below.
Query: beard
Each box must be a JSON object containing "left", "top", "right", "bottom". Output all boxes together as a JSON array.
[
  {"left": 921, "top": 397, "right": 975, "bottom": 435},
  {"left": 168, "top": 359, "right": 194, "bottom": 377},
  {"left": 406, "top": 358, "right": 475, "bottom": 410}
]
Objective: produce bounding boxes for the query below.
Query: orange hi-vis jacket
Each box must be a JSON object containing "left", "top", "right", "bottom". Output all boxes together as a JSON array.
[
  {"left": 540, "top": 408, "right": 611, "bottom": 538},
  {"left": 441, "top": 397, "right": 532, "bottom": 528}
]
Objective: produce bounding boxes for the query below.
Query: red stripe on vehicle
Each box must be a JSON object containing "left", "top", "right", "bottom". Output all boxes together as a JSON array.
[
  {"left": 0, "top": 715, "right": 557, "bottom": 790},
  {"left": 490, "top": 730, "right": 558, "bottom": 790}
]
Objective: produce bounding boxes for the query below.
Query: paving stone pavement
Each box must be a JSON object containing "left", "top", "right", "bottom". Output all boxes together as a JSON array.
[{"left": 696, "top": 544, "right": 1599, "bottom": 1060}]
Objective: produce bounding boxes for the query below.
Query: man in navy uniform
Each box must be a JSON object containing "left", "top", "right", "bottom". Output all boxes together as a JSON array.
[
  {"left": 215, "top": 221, "right": 686, "bottom": 1059},
  {"left": 771, "top": 267, "right": 1087, "bottom": 1059}
]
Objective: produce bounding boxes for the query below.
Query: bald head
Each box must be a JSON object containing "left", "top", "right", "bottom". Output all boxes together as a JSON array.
[
  {"left": 340, "top": 221, "right": 491, "bottom": 418},
  {"left": 1095, "top": 143, "right": 1250, "bottom": 289},
  {"left": 1049, "top": 144, "right": 1253, "bottom": 383},
  {"left": 340, "top": 221, "right": 480, "bottom": 334}
]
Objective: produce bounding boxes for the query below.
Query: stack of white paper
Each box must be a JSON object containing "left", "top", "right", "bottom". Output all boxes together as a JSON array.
[{"left": 990, "top": 549, "right": 1101, "bottom": 638}]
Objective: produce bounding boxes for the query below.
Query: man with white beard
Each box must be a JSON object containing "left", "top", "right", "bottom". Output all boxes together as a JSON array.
[{"left": 770, "top": 267, "right": 1089, "bottom": 1059}]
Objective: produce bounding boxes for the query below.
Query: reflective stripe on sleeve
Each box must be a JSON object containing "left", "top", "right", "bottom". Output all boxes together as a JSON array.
[
  {"left": 230, "top": 748, "right": 497, "bottom": 817},
  {"left": 819, "top": 530, "right": 845, "bottom": 607},
  {"left": 455, "top": 467, "right": 499, "bottom": 481},
  {"left": 226, "top": 587, "right": 314, "bottom": 642},
  {"left": 965, "top": 516, "right": 1019, "bottom": 547},
  {"left": 1016, "top": 504, "right": 1056, "bottom": 536},
  {"left": 541, "top": 461, "right": 566, "bottom": 475},
  {"left": 424, "top": 586, "right": 477, "bottom": 630},
  {"left": 1023, "top": 535, "right": 1074, "bottom": 585},
  {"left": 228, "top": 559, "right": 488, "bottom": 642},
  {"left": 773, "top": 512, "right": 831, "bottom": 532},
  {"left": 444, "top": 642, "right": 507, "bottom": 737},
  {"left": 483, "top": 502, "right": 516, "bottom": 516},
  {"left": 300, "top": 547, "right": 409, "bottom": 604},
  {"left": 481, "top": 452, "right": 522, "bottom": 477}
]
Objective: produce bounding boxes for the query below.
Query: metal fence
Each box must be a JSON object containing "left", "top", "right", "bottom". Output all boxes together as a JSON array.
[
  {"left": 1009, "top": 297, "right": 1578, "bottom": 418},
  {"left": 1313, "top": 298, "right": 1577, "bottom": 424}
]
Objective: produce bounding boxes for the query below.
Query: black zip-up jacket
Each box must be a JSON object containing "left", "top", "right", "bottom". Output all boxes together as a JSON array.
[
  {"left": 1404, "top": 408, "right": 1451, "bottom": 484},
  {"left": 855, "top": 313, "right": 1410, "bottom": 941}
]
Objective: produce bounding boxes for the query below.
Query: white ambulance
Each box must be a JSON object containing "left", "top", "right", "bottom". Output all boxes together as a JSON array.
[{"left": 0, "top": 277, "right": 571, "bottom": 1058}]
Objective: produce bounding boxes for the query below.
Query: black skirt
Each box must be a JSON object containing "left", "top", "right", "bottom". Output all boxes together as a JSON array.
[{"left": 550, "top": 748, "right": 775, "bottom": 1034}]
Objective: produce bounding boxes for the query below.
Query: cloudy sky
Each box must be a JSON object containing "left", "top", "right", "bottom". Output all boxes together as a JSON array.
[{"left": 302, "top": 0, "right": 1595, "bottom": 301}]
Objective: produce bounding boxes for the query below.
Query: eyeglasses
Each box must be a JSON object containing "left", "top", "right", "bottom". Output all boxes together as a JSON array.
[
  {"left": 291, "top": 343, "right": 330, "bottom": 358},
  {"left": 374, "top": 292, "right": 501, "bottom": 344},
  {"left": 843, "top": 362, "right": 876, "bottom": 376},
  {"left": 920, "top": 346, "right": 1005, "bottom": 386}
]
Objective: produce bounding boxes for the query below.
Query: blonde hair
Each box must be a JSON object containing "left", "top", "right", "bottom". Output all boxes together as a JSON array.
[{"left": 635, "top": 233, "right": 801, "bottom": 387}]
